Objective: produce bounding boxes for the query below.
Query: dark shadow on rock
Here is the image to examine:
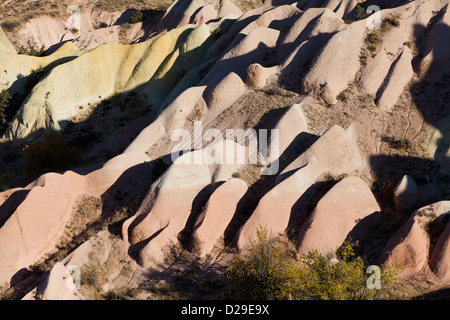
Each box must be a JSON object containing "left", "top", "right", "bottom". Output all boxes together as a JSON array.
[
  {"left": 371, "top": 12, "right": 450, "bottom": 206},
  {"left": 368, "top": 22, "right": 450, "bottom": 215},
  {"left": 9, "top": 268, "right": 32, "bottom": 287},
  {"left": 279, "top": 33, "right": 337, "bottom": 92},
  {"left": 113, "top": 8, "right": 165, "bottom": 26},
  {"left": 45, "top": 40, "right": 73, "bottom": 55},
  {"left": 223, "top": 127, "right": 321, "bottom": 247},
  {"left": 411, "top": 20, "right": 450, "bottom": 166},
  {"left": 414, "top": 287, "right": 450, "bottom": 300},
  {"left": 222, "top": 192, "right": 248, "bottom": 248},
  {"left": 364, "top": 0, "right": 411, "bottom": 10},
  {"left": 0, "top": 189, "right": 29, "bottom": 229},
  {"left": 178, "top": 183, "right": 215, "bottom": 251},
  {"left": 100, "top": 160, "right": 154, "bottom": 226},
  {"left": 345, "top": 211, "right": 383, "bottom": 245},
  {"left": 128, "top": 225, "right": 167, "bottom": 262},
  {"left": 287, "top": 177, "right": 342, "bottom": 241},
  {"left": 370, "top": 154, "right": 448, "bottom": 215},
  {"left": 8, "top": 55, "right": 79, "bottom": 95}
]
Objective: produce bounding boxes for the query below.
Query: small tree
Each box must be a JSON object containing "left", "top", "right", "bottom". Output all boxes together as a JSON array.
[
  {"left": 356, "top": 4, "right": 367, "bottom": 20},
  {"left": 228, "top": 227, "right": 301, "bottom": 300},
  {"left": 295, "top": 242, "right": 379, "bottom": 300},
  {"left": 130, "top": 10, "right": 143, "bottom": 23},
  {"left": 228, "top": 230, "right": 400, "bottom": 300},
  {"left": 0, "top": 89, "right": 12, "bottom": 131},
  {"left": 24, "top": 131, "right": 82, "bottom": 180},
  {"left": 18, "top": 44, "right": 46, "bottom": 57}
]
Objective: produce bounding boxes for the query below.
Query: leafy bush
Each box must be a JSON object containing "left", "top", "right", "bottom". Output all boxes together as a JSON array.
[
  {"left": 130, "top": 9, "right": 143, "bottom": 23},
  {"left": 382, "top": 16, "right": 400, "bottom": 29},
  {"left": 102, "top": 288, "right": 141, "bottom": 300},
  {"left": 381, "top": 136, "right": 412, "bottom": 151},
  {"left": 0, "top": 67, "right": 47, "bottom": 135},
  {"left": 365, "top": 32, "right": 383, "bottom": 52},
  {"left": 228, "top": 228, "right": 302, "bottom": 300},
  {"left": 24, "top": 131, "right": 82, "bottom": 180},
  {"left": 228, "top": 228, "right": 400, "bottom": 300},
  {"left": 18, "top": 44, "right": 46, "bottom": 57},
  {"left": 0, "top": 89, "right": 12, "bottom": 131},
  {"left": 356, "top": 4, "right": 367, "bottom": 20},
  {"left": 0, "top": 19, "right": 20, "bottom": 32},
  {"left": 81, "top": 263, "right": 106, "bottom": 288},
  {"left": 296, "top": 242, "right": 399, "bottom": 300},
  {"left": 337, "top": 91, "right": 349, "bottom": 103}
]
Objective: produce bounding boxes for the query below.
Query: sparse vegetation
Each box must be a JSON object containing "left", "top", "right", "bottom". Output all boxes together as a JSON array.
[
  {"left": 69, "top": 196, "right": 103, "bottom": 232},
  {"left": 102, "top": 287, "right": 142, "bottom": 300},
  {"left": 382, "top": 16, "right": 401, "bottom": 29},
  {"left": 94, "top": 0, "right": 173, "bottom": 12},
  {"left": 296, "top": 242, "right": 400, "bottom": 300},
  {"left": 130, "top": 9, "right": 143, "bottom": 23},
  {"left": 344, "top": 4, "right": 367, "bottom": 24},
  {"left": 0, "top": 285, "right": 15, "bottom": 300},
  {"left": 356, "top": 4, "right": 368, "bottom": 20},
  {"left": 337, "top": 91, "right": 349, "bottom": 103},
  {"left": 18, "top": 43, "right": 46, "bottom": 56},
  {"left": 186, "top": 104, "right": 204, "bottom": 123},
  {"left": 0, "top": 89, "right": 12, "bottom": 132},
  {"left": 234, "top": 0, "right": 264, "bottom": 13},
  {"left": 382, "top": 136, "right": 413, "bottom": 151},
  {"left": 0, "top": 0, "right": 448, "bottom": 302},
  {"left": 361, "top": 14, "right": 402, "bottom": 61},
  {"left": 0, "top": 19, "right": 21, "bottom": 32},
  {"left": 228, "top": 227, "right": 400, "bottom": 300},
  {"left": 30, "top": 195, "right": 103, "bottom": 274},
  {"left": 228, "top": 228, "right": 301, "bottom": 300},
  {"left": 365, "top": 32, "right": 383, "bottom": 53},
  {"left": 80, "top": 260, "right": 108, "bottom": 299}
]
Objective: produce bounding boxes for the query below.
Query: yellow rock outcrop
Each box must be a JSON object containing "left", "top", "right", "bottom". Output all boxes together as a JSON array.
[{"left": 4, "top": 24, "right": 212, "bottom": 140}]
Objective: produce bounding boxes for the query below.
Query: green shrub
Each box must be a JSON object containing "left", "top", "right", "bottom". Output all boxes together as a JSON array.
[
  {"left": 0, "top": 19, "right": 20, "bottom": 32},
  {"left": 337, "top": 91, "right": 349, "bottom": 103},
  {"left": 228, "top": 228, "right": 400, "bottom": 300},
  {"left": 382, "top": 16, "right": 400, "bottom": 29},
  {"left": 0, "top": 67, "right": 47, "bottom": 135},
  {"left": 102, "top": 287, "right": 141, "bottom": 300},
  {"left": 130, "top": 9, "right": 143, "bottom": 23},
  {"left": 18, "top": 44, "right": 46, "bottom": 57},
  {"left": 228, "top": 228, "right": 302, "bottom": 300},
  {"left": 344, "top": 4, "right": 367, "bottom": 24},
  {"left": 80, "top": 262, "right": 108, "bottom": 299},
  {"left": 81, "top": 263, "right": 106, "bottom": 288},
  {"left": 381, "top": 136, "right": 412, "bottom": 151},
  {"left": 295, "top": 242, "right": 399, "bottom": 300},
  {"left": 365, "top": 32, "right": 382, "bottom": 52},
  {"left": 0, "top": 89, "right": 12, "bottom": 130},
  {"left": 24, "top": 131, "right": 82, "bottom": 180},
  {"left": 356, "top": 4, "right": 367, "bottom": 20}
]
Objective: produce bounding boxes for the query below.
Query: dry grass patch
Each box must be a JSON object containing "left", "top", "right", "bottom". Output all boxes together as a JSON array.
[{"left": 30, "top": 195, "right": 103, "bottom": 274}]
